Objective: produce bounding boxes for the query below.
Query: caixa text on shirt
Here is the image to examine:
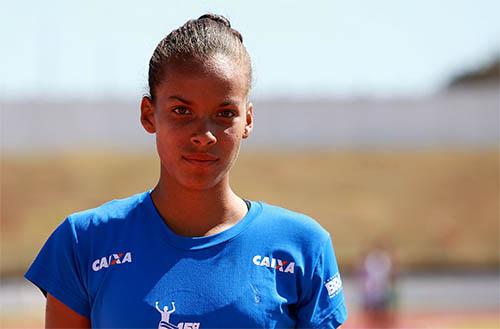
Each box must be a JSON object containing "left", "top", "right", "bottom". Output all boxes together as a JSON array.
[
  {"left": 92, "top": 252, "right": 132, "bottom": 272},
  {"left": 252, "top": 255, "right": 295, "bottom": 273},
  {"left": 324, "top": 273, "right": 343, "bottom": 298}
]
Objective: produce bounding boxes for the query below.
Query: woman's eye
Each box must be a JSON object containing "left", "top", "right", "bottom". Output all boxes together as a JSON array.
[
  {"left": 217, "top": 110, "right": 236, "bottom": 118},
  {"left": 172, "top": 106, "right": 191, "bottom": 115}
]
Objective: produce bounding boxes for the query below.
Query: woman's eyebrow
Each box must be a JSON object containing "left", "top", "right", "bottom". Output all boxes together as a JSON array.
[
  {"left": 219, "top": 99, "right": 239, "bottom": 107},
  {"left": 168, "top": 95, "right": 192, "bottom": 105}
]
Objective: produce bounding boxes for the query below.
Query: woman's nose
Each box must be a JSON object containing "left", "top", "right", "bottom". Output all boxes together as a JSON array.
[{"left": 190, "top": 123, "right": 217, "bottom": 146}]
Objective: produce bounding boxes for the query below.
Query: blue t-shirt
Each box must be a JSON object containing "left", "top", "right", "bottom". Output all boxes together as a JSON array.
[{"left": 25, "top": 191, "right": 347, "bottom": 328}]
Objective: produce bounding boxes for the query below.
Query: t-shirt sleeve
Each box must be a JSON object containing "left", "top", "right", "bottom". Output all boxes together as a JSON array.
[
  {"left": 295, "top": 235, "right": 348, "bottom": 328},
  {"left": 24, "top": 218, "right": 91, "bottom": 318}
]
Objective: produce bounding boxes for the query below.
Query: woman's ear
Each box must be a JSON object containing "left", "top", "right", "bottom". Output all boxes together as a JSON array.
[
  {"left": 243, "top": 102, "right": 253, "bottom": 139},
  {"left": 140, "top": 96, "right": 156, "bottom": 134}
]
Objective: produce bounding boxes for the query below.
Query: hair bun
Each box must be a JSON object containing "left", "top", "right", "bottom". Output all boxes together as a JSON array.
[
  {"left": 198, "top": 13, "right": 243, "bottom": 42},
  {"left": 198, "top": 14, "right": 231, "bottom": 28}
]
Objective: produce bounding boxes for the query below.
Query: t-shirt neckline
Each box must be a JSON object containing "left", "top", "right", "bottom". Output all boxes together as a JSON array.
[{"left": 143, "top": 190, "right": 261, "bottom": 251}]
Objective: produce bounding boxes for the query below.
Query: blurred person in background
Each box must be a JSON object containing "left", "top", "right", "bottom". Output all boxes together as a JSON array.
[{"left": 358, "top": 241, "right": 398, "bottom": 328}]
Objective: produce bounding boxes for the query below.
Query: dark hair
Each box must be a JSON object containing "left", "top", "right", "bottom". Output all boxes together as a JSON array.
[{"left": 148, "top": 14, "right": 252, "bottom": 100}]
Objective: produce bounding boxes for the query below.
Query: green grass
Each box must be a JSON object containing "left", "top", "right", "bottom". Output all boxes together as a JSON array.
[{"left": 1, "top": 150, "right": 498, "bottom": 276}]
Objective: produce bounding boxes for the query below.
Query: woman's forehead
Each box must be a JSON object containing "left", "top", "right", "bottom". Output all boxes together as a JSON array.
[
  {"left": 157, "top": 55, "right": 249, "bottom": 96},
  {"left": 154, "top": 59, "right": 248, "bottom": 105},
  {"left": 165, "top": 54, "right": 246, "bottom": 80}
]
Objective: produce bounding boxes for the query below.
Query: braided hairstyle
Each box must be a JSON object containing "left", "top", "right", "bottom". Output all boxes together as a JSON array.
[{"left": 148, "top": 14, "right": 252, "bottom": 100}]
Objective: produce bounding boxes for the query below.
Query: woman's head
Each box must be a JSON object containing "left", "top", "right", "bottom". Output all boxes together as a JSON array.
[
  {"left": 141, "top": 14, "right": 254, "bottom": 191},
  {"left": 148, "top": 14, "right": 253, "bottom": 101}
]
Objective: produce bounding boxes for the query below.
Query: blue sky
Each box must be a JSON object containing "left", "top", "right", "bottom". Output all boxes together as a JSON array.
[{"left": 1, "top": 0, "right": 499, "bottom": 99}]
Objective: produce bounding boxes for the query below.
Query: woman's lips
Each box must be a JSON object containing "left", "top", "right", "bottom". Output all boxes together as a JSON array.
[{"left": 182, "top": 153, "right": 219, "bottom": 167}]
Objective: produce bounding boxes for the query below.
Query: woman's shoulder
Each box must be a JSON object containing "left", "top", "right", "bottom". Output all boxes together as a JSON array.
[
  {"left": 252, "top": 200, "right": 331, "bottom": 244},
  {"left": 65, "top": 190, "right": 150, "bottom": 229}
]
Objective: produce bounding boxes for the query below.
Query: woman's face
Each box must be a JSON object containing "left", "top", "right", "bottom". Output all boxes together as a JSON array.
[{"left": 141, "top": 54, "right": 253, "bottom": 191}]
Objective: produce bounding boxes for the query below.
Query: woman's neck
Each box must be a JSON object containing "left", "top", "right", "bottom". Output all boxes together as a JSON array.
[{"left": 150, "top": 177, "right": 248, "bottom": 237}]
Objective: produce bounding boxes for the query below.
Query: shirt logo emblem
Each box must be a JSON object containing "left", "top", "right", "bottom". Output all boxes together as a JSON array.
[
  {"left": 156, "top": 301, "right": 200, "bottom": 329},
  {"left": 324, "top": 273, "right": 343, "bottom": 298},
  {"left": 91, "top": 252, "right": 132, "bottom": 272},
  {"left": 252, "top": 255, "right": 295, "bottom": 274}
]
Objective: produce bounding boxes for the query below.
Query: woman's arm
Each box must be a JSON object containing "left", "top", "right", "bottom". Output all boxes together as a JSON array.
[{"left": 46, "top": 293, "right": 91, "bottom": 328}]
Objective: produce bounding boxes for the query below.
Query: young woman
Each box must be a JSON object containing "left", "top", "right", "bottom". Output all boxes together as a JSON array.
[{"left": 25, "top": 14, "right": 347, "bottom": 328}]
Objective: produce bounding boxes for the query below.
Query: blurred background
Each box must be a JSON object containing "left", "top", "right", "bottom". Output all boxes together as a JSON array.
[{"left": 1, "top": 0, "right": 499, "bottom": 328}]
